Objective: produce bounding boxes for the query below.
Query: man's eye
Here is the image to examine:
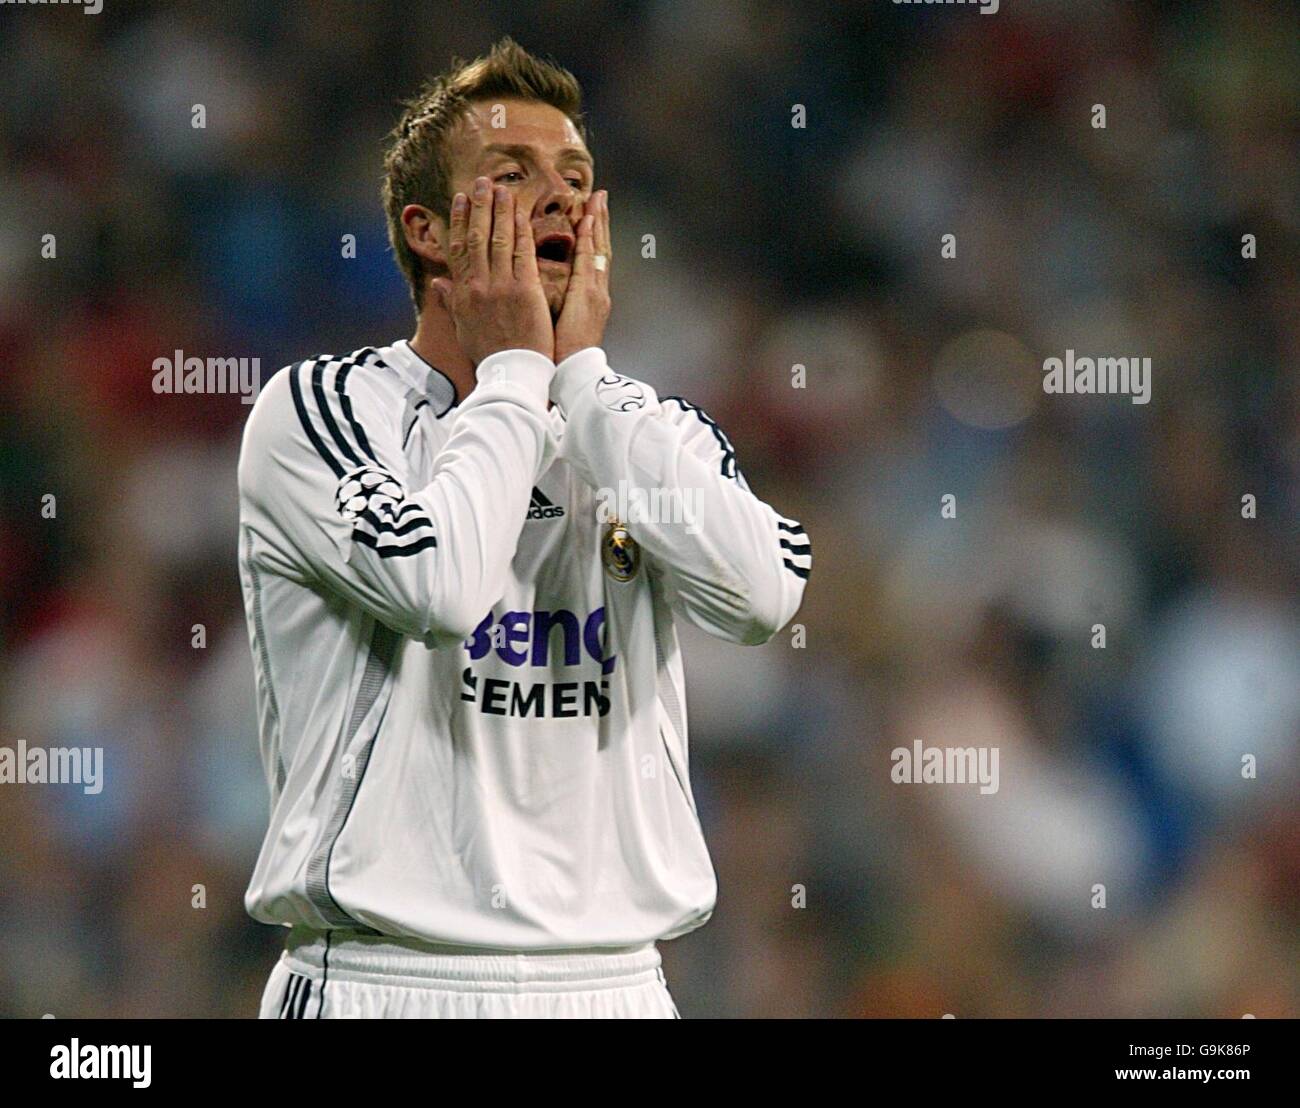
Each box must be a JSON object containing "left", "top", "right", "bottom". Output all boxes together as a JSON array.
[
  {"left": 496, "top": 171, "right": 524, "bottom": 183},
  {"left": 567, "top": 179, "right": 585, "bottom": 190}
]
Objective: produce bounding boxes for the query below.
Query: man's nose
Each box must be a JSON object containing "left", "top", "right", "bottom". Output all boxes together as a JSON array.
[{"left": 533, "top": 169, "right": 577, "bottom": 219}]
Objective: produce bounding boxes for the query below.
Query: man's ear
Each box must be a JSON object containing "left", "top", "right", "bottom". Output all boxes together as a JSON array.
[{"left": 401, "top": 203, "right": 447, "bottom": 271}]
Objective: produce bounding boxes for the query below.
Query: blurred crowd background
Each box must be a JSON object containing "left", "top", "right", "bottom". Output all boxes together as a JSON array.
[{"left": 0, "top": 0, "right": 1296, "bottom": 1018}]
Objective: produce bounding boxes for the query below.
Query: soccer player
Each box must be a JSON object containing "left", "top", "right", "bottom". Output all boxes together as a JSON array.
[{"left": 238, "top": 38, "right": 811, "bottom": 1019}]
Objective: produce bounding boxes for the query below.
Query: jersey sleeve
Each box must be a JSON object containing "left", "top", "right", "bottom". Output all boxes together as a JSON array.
[
  {"left": 551, "top": 347, "right": 810, "bottom": 645},
  {"left": 238, "top": 349, "right": 556, "bottom": 645}
]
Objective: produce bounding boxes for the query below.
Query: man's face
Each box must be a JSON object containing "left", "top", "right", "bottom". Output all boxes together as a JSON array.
[{"left": 441, "top": 98, "right": 594, "bottom": 315}]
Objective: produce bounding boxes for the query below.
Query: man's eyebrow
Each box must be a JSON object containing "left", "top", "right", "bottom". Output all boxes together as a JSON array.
[{"left": 480, "top": 142, "right": 593, "bottom": 168}]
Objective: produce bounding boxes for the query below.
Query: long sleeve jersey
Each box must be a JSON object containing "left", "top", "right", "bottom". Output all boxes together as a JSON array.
[{"left": 237, "top": 339, "right": 811, "bottom": 949}]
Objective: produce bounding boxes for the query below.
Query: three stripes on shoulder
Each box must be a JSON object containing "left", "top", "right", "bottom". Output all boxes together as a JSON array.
[{"left": 290, "top": 352, "right": 439, "bottom": 560}]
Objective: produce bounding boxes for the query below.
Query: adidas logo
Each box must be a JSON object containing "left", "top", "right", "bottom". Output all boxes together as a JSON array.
[{"left": 527, "top": 487, "right": 565, "bottom": 520}]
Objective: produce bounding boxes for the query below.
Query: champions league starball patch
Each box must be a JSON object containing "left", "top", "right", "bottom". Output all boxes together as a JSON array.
[
  {"left": 602, "top": 521, "right": 640, "bottom": 582},
  {"left": 336, "top": 465, "right": 406, "bottom": 524}
]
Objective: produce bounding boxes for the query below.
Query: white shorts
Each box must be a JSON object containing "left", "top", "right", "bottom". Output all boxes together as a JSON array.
[{"left": 257, "top": 927, "right": 681, "bottom": 1019}]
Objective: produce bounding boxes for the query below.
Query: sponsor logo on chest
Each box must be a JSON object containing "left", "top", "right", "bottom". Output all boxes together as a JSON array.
[{"left": 460, "top": 607, "right": 615, "bottom": 719}]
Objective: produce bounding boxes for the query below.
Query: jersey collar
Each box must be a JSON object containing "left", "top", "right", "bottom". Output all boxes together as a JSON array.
[{"left": 385, "top": 339, "right": 458, "bottom": 417}]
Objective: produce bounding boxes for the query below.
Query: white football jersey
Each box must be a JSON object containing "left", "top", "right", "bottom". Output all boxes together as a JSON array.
[{"left": 237, "top": 340, "right": 810, "bottom": 949}]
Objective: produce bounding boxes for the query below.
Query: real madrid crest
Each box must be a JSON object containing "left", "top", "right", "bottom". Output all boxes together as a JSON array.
[{"left": 601, "top": 520, "right": 640, "bottom": 582}]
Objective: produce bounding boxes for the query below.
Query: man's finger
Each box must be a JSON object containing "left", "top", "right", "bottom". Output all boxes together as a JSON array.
[
  {"left": 513, "top": 203, "right": 540, "bottom": 283},
  {"left": 466, "top": 175, "right": 492, "bottom": 282},
  {"left": 569, "top": 210, "right": 597, "bottom": 285},
  {"left": 594, "top": 191, "right": 612, "bottom": 261},
  {"left": 594, "top": 191, "right": 611, "bottom": 284},
  {"left": 445, "top": 192, "right": 469, "bottom": 281},
  {"left": 490, "top": 184, "right": 514, "bottom": 278}
]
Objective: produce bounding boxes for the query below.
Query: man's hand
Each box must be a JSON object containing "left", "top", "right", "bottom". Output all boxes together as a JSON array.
[
  {"left": 432, "top": 177, "right": 554, "bottom": 365},
  {"left": 554, "top": 190, "right": 611, "bottom": 364}
]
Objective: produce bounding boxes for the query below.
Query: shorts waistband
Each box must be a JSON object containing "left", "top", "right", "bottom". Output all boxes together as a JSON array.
[{"left": 283, "top": 927, "right": 663, "bottom": 992}]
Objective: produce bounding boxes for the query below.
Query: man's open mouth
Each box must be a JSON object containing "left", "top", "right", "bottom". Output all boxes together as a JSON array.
[{"left": 535, "top": 232, "right": 575, "bottom": 264}]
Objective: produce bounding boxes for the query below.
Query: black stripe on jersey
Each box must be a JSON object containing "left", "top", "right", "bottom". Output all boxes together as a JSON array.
[
  {"left": 660, "top": 396, "right": 742, "bottom": 483},
  {"left": 290, "top": 362, "right": 345, "bottom": 478},
  {"left": 356, "top": 509, "right": 434, "bottom": 538},
  {"left": 352, "top": 531, "right": 438, "bottom": 558},
  {"left": 334, "top": 364, "right": 379, "bottom": 464},
  {"left": 279, "top": 972, "right": 315, "bottom": 1019},
  {"left": 317, "top": 932, "right": 331, "bottom": 1019},
  {"left": 775, "top": 515, "right": 810, "bottom": 580},
  {"left": 281, "top": 973, "right": 307, "bottom": 1019},
  {"left": 778, "top": 517, "right": 811, "bottom": 581},
  {"left": 402, "top": 398, "right": 430, "bottom": 448},
  {"left": 313, "top": 363, "right": 364, "bottom": 469},
  {"left": 353, "top": 517, "right": 438, "bottom": 549},
  {"left": 278, "top": 974, "right": 296, "bottom": 1018},
  {"left": 292, "top": 351, "right": 392, "bottom": 479}
]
